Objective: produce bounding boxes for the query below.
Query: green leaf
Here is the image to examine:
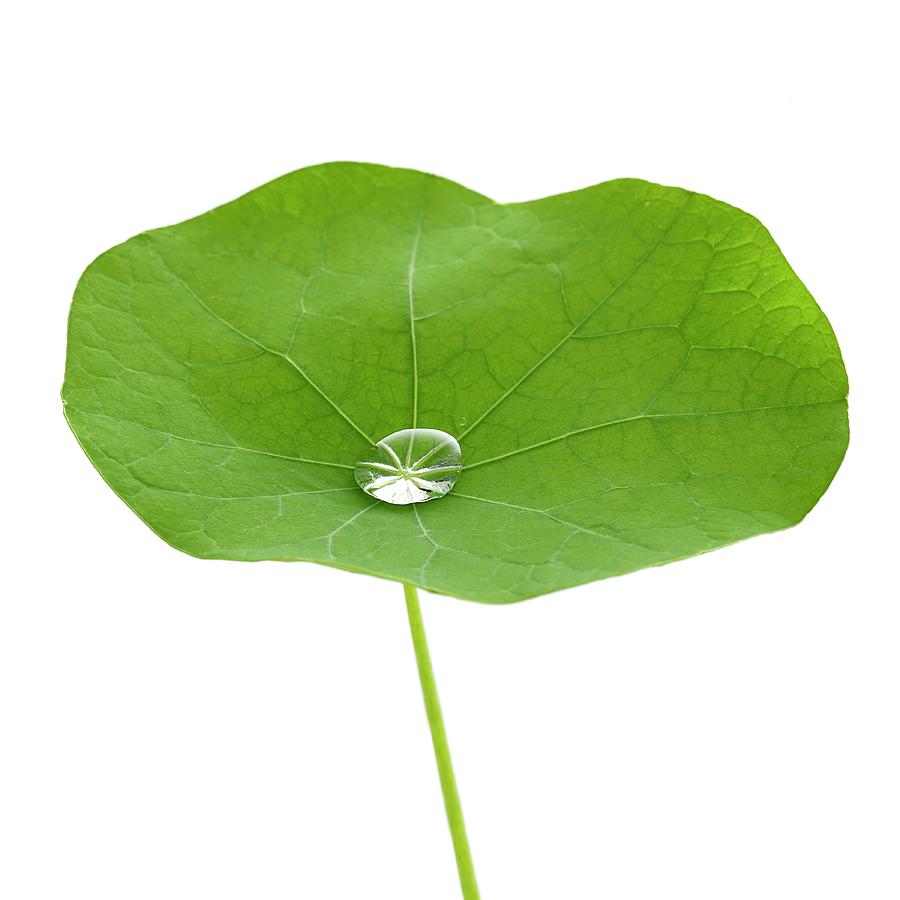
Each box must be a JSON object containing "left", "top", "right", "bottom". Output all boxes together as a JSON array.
[{"left": 63, "top": 163, "right": 848, "bottom": 603}]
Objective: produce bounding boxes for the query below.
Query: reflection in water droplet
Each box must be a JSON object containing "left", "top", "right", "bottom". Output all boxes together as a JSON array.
[{"left": 354, "top": 429, "right": 462, "bottom": 505}]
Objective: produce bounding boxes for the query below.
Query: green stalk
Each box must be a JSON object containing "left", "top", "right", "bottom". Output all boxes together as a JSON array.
[{"left": 403, "top": 583, "right": 481, "bottom": 900}]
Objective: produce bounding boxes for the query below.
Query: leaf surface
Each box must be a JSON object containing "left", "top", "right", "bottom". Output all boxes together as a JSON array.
[{"left": 63, "top": 164, "right": 848, "bottom": 602}]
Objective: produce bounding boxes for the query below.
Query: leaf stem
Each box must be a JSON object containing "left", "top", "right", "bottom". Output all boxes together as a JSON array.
[{"left": 403, "top": 583, "right": 481, "bottom": 900}]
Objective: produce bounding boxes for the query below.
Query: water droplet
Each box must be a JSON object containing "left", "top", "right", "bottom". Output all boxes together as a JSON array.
[{"left": 354, "top": 428, "right": 462, "bottom": 505}]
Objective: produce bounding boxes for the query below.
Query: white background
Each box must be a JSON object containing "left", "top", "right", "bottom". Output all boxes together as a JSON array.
[{"left": 2, "top": 3, "right": 897, "bottom": 898}]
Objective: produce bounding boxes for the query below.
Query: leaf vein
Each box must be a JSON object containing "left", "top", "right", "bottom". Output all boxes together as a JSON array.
[{"left": 457, "top": 193, "right": 694, "bottom": 441}]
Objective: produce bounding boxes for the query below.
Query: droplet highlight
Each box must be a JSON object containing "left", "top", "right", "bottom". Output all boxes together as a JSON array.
[{"left": 354, "top": 428, "right": 462, "bottom": 505}]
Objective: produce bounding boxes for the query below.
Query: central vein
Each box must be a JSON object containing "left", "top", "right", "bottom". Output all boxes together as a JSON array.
[{"left": 407, "top": 213, "right": 424, "bottom": 459}]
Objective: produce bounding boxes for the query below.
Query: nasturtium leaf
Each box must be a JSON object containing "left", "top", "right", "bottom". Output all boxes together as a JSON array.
[{"left": 63, "top": 163, "right": 848, "bottom": 603}]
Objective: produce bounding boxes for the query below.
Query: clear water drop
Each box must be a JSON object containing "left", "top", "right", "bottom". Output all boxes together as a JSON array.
[{"left": 354, "top": 428, "right": 462, "bottom": 505}]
